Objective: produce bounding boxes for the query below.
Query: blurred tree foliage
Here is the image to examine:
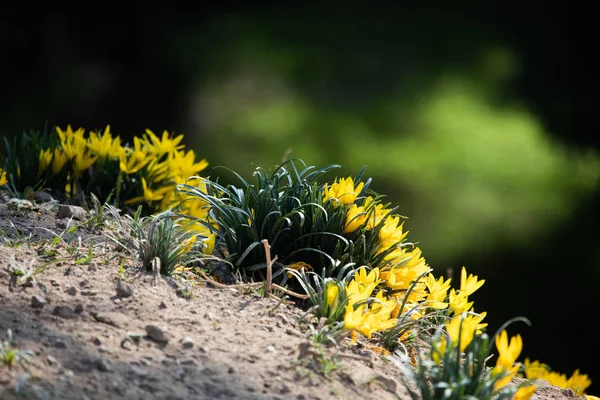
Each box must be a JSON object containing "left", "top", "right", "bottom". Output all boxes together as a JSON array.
[{"left": 174, "top": 10, "right": 600, "bottom": 268}]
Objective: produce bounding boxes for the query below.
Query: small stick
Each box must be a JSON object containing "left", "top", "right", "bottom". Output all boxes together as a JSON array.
[
  {"left": 270, "top": 283, "right": 310, "bottom": 300},
  {"left": 194, "top": 240, "right": 310, "bottom": 300},
  {"left": 261, "top": 239, "right": 275, "bottom": 295}
]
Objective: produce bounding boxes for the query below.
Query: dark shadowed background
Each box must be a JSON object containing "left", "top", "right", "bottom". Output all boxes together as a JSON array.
[{"left": 1, "top": 3, "right": 598, "bottom": 392}]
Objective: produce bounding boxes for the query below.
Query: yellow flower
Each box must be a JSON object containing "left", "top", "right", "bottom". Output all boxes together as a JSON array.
[
  {"left": 144, "top": 129, "right": 185, "bottom": 154},
  {"left": 0, "top": 170, "right": 7, "bottom": 186},
  {"left": 473, "top": 311, "right": 488, "bottom": 334},
  {"left": 490, "top": 329, "right": 523, "bottom": 390},
  {"left": 345, "top": 290, "right": 396, "bottom": 339},
  {"left": 39, "top": 149, "right": 53, "bottom": 175},
  {"left": 460, "top": 266, "right": 485, "bottom": 296},
  {"left": 146, "top": 157, "right": 170, "bottom": 184},
  {"left": 567, "top": 369, "right": 592, "bottom": 396},
  {"left": 323, "top": 177, "right": 364, "bottom": 207},
  {"left": 365, "top": 201, "right": 390, "bottom": 230},
  {"left": 523, "top": 358, "right": 550, "bottom": 379},
  {"left": 354, "top": 292, "right": 397, "bottom": 338},
  {"left": 544, "top": 371, "right": 569, "bottom": 388},
  {"left": 119, "top": 137, "right": 149, "bottom": 174},
  {"left": 424, "top": 273, "right": 451, "bottom": 309},
  {"left": 203, "top": 233, "right": 216, "bottom": 254},
  {"left": 88, "top": 125, "right": 122, "bottom": 159},
  {"left": 348, "top": 267, "right": 381, "bottom": 300},
  {"left": 168, "top": 149, "right": 209, "bottom": 184},
  {"left": 177, "top": 195, "right": 211, "bottom": 220},
  {"left": 494, "top": 364, "right": 520, "bottom": 390},
  {"left": 183, "top": 235, "right": 197, "bottom": 252},
  {"left": 325, "top": 280, "right": 339, "bottom": 309},
  {"left": 72, "top": 151, "right": 98, "bottom": 178},
  {"left": 585, "top": 396, "right": 600, "bottom": 400},
  {"left": 380, "top": 248, "right": 429, "bottom": 293},
  {"left": 449, "top": 289, "right": 474, "bottom": 314},
  {"left": 495, "top": 330, "right": 523, "bottom": 369},
  {"left": 513, "top": 385, "right": 537, "bottom": 400},
  {"left": 52, "top": 149, "right": 68, "bottom": 175},
  {"left": 124, "top": 178, "right": 172, "bottom": 205},
  {"left": 344, "top": 204, "right": 368, "bottom": 233},
  {"left": 344, "top": 267, "right": 381, "bottom": 331},
  {"left": 286, "top": 261, "right": 313, "bottom": 279},
  {"left": 377, "top": 215, "right": 408, "bottom": 253},
  {"left": 184, "top": 220, "right": 216, "bottom": 255},
  {"left": 445, "top": 313, "right": 482, "bottom": 351},
  {"left": 56, "top": 125, "right": 87, "bottom": 159}
]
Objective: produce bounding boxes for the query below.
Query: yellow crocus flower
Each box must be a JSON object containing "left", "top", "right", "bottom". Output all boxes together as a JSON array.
[
  {"left": 449, "top": 289, "right": 474, "bottom": 314},
  {"left": 366, "top": 201, "right": 390, "bottom": 230},
  {"left": 73, "top": 151, "right": 98, "bottom": 178},
  {"left": 347, "top": 267, "right": 380, "bottom": 301},
  {"left": 523, "top": 358, "right": 550, "bottom": 379},
  {"left": 424, "top": 273, "right": 451, "bottom": 309},
  {"left": 378, "top": 216, "right": 408, "bottom": 252},
  {"left": 380, "top": 248, "right": 429, "bottom": 292},
  {"left": 460, "top": 266, "right": 485, "bottom": 296},
  {"left": 144, "top": 129, "right": 185, "bottom": 154},
  {"left": 286, "top": 261, "right": 313, "bottom": 279},
  {"left": 495, "top": 330, "right": 523, "bottom": 370},
  {"left": 146, "top": 157, "right": 170, "bottom": 184},
  {"left": 344, "top": 204, "right": 368, "bottom": 233},
  {"left": 88, "top": 125, "right": 122, "bottom": 159},
  {"left": 353, "top": 292, "right": 397, "bottom": 338},
  {"left": 183, "top": 235, "right": 197, "bottom": 252},
  {"left": 445, "top": 313, "right": 480, "bottom": 351},
  {"left": 52, "top": 149, "right": 68, "bottom": 175},
  {"left": 323, "top": 177, "right": 364, "bottom": 207},
  {"left": 513, "top": 385, "right": 536, "bottom": 400},
  {"left": 169, "top": 149, "right": 209, "bottom": 184},
  {"left": 56, "top": 125, "right": 86, "bottom": 159},
  {"left": 38, "top": 149, "right": 53, "bottom": 174},
  {"left": 202, "top": 233, "right": 216, "bottom": 255},
  {"left": 0, "top": 170, "right": 7, "bottom": 186},
  {"left": 124, "top": 178, "right": 172, "bottom": 205},
  {"left": 119, "top": 137, "right": 148, "bottom": 174},
  {"left": 494, "top": 364, "right": 520, "bottom": 390},
  {"left": 325, "top": 280, "right": 339, "bottom": 310},
  {"left": 567, "top": 370, "right": 592, "bottom": 396}
]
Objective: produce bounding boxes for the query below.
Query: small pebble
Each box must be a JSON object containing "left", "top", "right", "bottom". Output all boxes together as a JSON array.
[
  {"left": 181, "top": 337, "right": 194, "bottom": 349},
  {"left": 145, "top": 325, "right": 169, "bottom": 343},
  {"left": 97, "top": 358, "right": 112, "bottom": 372},
  {"left": 53, "top": 306, "right": 75, "bottom": 319},
  {"left": 31, "top": 295, "right": 46, "bottom": 308},
  {"left": 116, "top": 280, "right": 133, "bottom": 298}
]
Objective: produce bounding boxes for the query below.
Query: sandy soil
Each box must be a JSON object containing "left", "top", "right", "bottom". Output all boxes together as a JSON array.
[{"left": 0, "top": 199, "right": 583, "bottom": 399}]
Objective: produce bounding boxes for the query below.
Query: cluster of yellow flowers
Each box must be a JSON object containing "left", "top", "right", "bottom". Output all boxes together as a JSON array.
[
  {"left": 523, "top": 358, "right": 593, "bottom": 396},
  {"left": 38, "top": 125, "right": 216, "bottom": 254},
  {"left": 324, "top": 177, "right": 488, "bottom": 339},
  {"left": 322, "top": 176, "right": 594, "bottom": 398}
]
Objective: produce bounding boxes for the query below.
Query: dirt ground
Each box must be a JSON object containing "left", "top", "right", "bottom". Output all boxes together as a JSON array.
[{"left": 0, "top": 199, "right": 585, "bottom": 399}]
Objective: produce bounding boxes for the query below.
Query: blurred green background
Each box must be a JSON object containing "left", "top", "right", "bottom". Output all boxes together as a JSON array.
[{"left": 2, "top": 4, "right": 598, "bottom": 391}]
